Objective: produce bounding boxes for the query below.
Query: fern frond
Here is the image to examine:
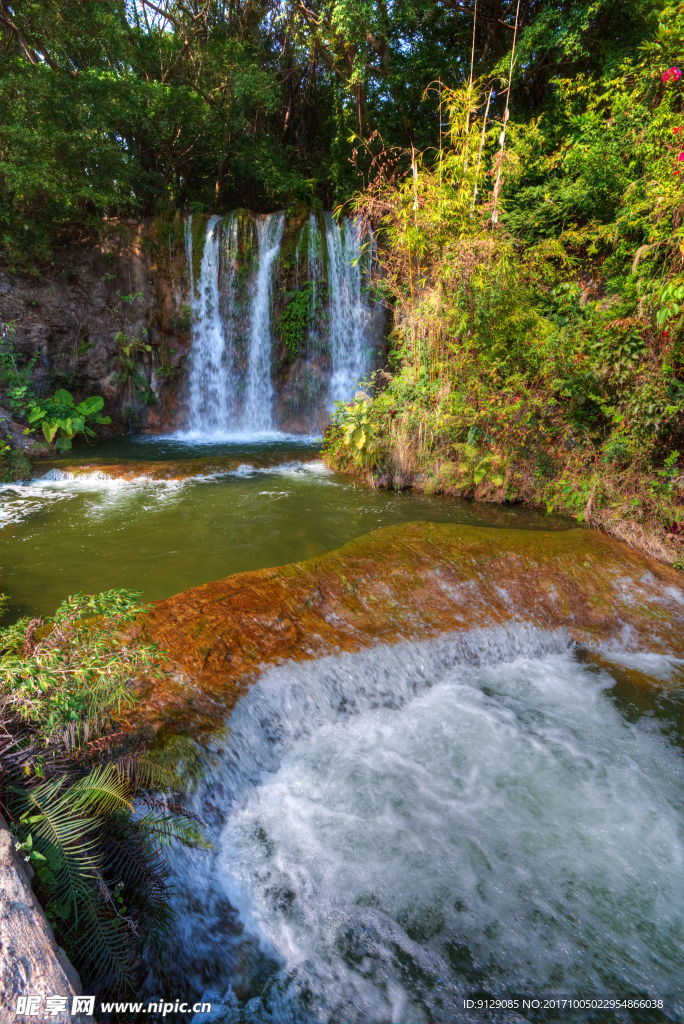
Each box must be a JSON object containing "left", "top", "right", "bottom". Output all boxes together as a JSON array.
[
  {"left": 114, "top": 754, "right": 173, "bottom": 791},
  {"left": 69, "top": 764, "right": 134, "bottom": 815},
  {"left": 133, "top": 810, "right": 211, "bottom": 850},
  {"left": 16, "top": 777, "right": 101, "bottom": 923},
  {"left": 98, "top": 810, "right": 175, "bottom": 950}
]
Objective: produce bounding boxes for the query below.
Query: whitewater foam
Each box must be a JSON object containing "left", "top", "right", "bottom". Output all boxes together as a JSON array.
[
  {"left": 167, "top": 430, "right": 322, "bottom": 445},
  {"left": 148, "top": 628, "right": 682, "bottom": 1023}
]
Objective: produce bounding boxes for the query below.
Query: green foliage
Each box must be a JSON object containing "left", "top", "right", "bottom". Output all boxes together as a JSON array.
[
  {"left": 0, "top": 442, "right": 32, "bottom": 483},
  {"left": 171, "top": 304, "right": 192, "bottom": 332},
  {"left": 328, "top": 12, "right": 684, "bottom": 561},
  {"left": 1, "top": 324, "right": 112, "bottom": 451},
  {"left": 0, "top": 322, "right": 38, "bottom": 411},
  {"left": 110, "top": 333, "right": 156, "bottom": 405},
  {"left": 1, "top": 1, "right": 667, "bottom": 270},
  {"left": 279, "top": 287, "right": 314, "bottom": 359},
  {"left": 26, "top": 389, "right": 111, "bottom": 451},
  {"left": 1, "top": 589, "right": 156, "bottom": 732},
  {"left": 1, "top": 589, "right": 207, "bottom": 994},
  {"left": 333, "top": 397, "right": 378, "bottom": 467}
]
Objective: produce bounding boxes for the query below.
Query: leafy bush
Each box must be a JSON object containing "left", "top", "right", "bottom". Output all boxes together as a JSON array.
[
  {"left": 0, "top": 441, "right": 32, "bottom": 482},
  {"left": 0, "top": 322, "right": 38, "bottom": 412},
  {"left": 0, "top": 590, "right": 206, "bottom": 994},
  {"left": 26, "top": 389, "right": 111, "bottom": 451},
  {"left": 279, "top": 287, "right": 314, "bottom": 359},
  {"left": 324, "top": 15, "right": 684, "bottom": 559},
  {"left": 334, "top": 397, "right": 378, "bottom": 467},
  {"left": 110, "top": 333, "right": 156, "bottom": 405}
]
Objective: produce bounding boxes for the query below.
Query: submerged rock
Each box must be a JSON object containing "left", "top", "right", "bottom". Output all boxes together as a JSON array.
[
  {"left": 32, "top": 452, "right": 320, "bottom": 482},
  {"left": 135, "top": 522, "right": 683, "bottom": 738}
]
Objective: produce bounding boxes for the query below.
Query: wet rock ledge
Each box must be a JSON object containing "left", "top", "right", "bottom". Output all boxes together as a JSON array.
[{"left": 133, "top": 522, "right": 684, "bottom": 738}]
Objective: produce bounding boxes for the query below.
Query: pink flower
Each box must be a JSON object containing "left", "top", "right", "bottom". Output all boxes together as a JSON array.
[
  {"left": 663, "top": 67, "right": 681, "bottom": 83},
  {"left": 677, "top": 153, "right": 684, "bottom": 161}
]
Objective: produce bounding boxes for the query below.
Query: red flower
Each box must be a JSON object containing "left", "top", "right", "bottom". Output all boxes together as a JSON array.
[{"left": 663, "top": 67, "right": 681, "bottom": 83}]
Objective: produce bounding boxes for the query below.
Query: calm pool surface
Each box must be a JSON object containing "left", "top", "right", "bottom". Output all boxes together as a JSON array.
[{"left": 3, "top": 434, "right": 572, "bottom": 621}]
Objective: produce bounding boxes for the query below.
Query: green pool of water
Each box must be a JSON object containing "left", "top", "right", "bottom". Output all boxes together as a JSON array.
[{"left": 2, "top": 435, "right": 572, "bottom": 622}]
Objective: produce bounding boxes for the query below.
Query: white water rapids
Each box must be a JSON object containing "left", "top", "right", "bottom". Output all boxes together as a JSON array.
[{"left": 148, "top": 628, "right": 683, "bottom": 1024}]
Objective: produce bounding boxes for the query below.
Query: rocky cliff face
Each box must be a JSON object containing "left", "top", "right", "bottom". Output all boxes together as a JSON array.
[
  {"left": 0, "top": 217, "right": 193, "bottom": 455},
  {"left": 0, "top": 816, "right": 93, "bottom": 1024}
]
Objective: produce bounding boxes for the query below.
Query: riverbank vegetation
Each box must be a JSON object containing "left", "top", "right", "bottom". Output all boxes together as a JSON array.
[
  {"left": 0, "top": 590, "right": 207, "bottom": 996},
  {"left": 324, "top": 2, "right": 684, "bottom": 567}
]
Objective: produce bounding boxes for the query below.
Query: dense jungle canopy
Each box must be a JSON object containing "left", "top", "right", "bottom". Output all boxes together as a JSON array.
[{"left": 0, "top": 0, "right": 674, "bottom": 266}]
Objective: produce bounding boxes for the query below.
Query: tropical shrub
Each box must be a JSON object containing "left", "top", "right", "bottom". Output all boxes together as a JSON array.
[
  {"left": 323, "top": 6, "right": 684, "bottom": 563},
  {"left": 0, "top": 590, "right": 207, "bottom": 994},
  {"left": 334, "top": 397, "right": 378, "bottom": 467},
  {"left": 26, "top": 389, "right": 112, "bottom": 451}
]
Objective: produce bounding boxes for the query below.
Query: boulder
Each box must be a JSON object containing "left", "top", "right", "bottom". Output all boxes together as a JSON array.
[{"left": 0, "top": 817, "right": 94, "bottom": 1024}]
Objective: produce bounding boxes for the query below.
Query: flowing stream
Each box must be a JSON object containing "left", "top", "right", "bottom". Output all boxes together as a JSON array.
[
  {"left": 243, "top": 214, "right": 285, "bottom": 431},
  {"left": 0, "top": 436, "right": 570, "bottom": 620},
  {"left": 3, "top": 212, "right": 682, "bottom": 1021},
  {"left": 325, "top": 212, "right": 380, "bottom": 405},
  {"left": 3, "top": 438, "right": 682, "bottom": 1022}
]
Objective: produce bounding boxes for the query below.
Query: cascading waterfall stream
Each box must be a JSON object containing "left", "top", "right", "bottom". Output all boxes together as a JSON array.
[
  {"left": 186, "top": 215, "right": 234, "bottom": 433},
  {"left": 148, "top": 628, "right": 683, "bottom": 1024},
  {"left": 183, "top": 209, "right": 380, "bottom": 436},
  {"left": 325, "top": 213, "right": 378, "bottom": 407},
  {"left": 306, "top": 213, "right": 323, "bottom": 321},
  {"left": 243, "top": 213, "right": 285, "bottom": 432}
]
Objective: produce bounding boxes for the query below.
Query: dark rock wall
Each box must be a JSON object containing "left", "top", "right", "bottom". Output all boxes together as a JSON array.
[{"left": 0, "top": 218, "right": 192, "bottom": 453}]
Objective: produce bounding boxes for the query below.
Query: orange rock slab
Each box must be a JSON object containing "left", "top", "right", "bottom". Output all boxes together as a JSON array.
[{"left": 133, "top": 522, "right": 684, "bottom": 738}]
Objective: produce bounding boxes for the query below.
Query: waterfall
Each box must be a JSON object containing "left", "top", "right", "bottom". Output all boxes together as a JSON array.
[
  {"left": 186, "top": 215, "right": 234, "bottom": 433},
  {"left": 307, "top": 213, "right": 323, "bottom": 316},
  {"left": 243, "top": 213, "right": 284, "bottom": 432},
  {"left": 183, "top": 209, "right": 381, "bottom": 437},
  {"left": 325, "top": 213, "right": 377, "bottom": 406}
]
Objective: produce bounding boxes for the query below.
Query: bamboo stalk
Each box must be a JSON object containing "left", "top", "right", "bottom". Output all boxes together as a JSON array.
[
  {"left": 471, "top": 86, "right": 493, "bottom": 217},
  {"left": 464, "top": 1, "right": 478, "bottom": 174},
  {"left": 491, "top": 0, "right": 520, "bottom": 226}
]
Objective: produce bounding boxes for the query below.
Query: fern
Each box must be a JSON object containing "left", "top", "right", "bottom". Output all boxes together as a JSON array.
[
  {"left": 133, "top": 810, "right": 209, "bottom": 850},
  {"left": 1, "top": 589, "right": 207, "bottom": 995},
  {"left": 15, "top": 766, "right": 131, "bottom": 918}
]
